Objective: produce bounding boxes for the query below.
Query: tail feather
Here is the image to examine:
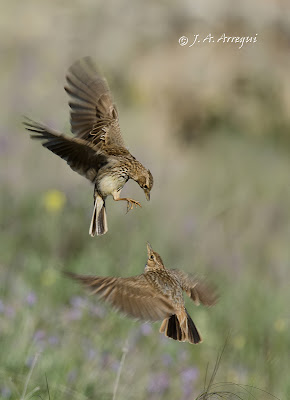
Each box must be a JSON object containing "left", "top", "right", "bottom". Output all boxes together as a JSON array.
[
  {"left": 167, "top": 314, "right": 183, "bottom": 341},
  {"left": 89, "top": 196, "right": 108, "bottom": 236},
  {"left": 186, "top": 310, "right": 202, "bottom": 344},
  {"left": 98, "top": 202, "right": 107, "bottom": 235},
  {"left": 160, "top": 309, "right": 202, "bottom": 344}
]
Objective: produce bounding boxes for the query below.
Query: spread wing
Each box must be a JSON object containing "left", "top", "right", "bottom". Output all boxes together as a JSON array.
[
  {"left": 170, "top": 269, "right": 218, "bottom": 307},
  {"left": 65, "top": 57, "right": 125, "bottom": 148},
  {"left": 24, "top": 118, "right": 108, "bottom": 182},
  {"left": 65, "top": 271, "right": 175, "bottom": 321}
]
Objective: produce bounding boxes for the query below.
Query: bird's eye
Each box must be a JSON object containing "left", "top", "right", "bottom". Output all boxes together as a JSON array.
[
  {"left": 150, "top": 255, "right": 154, "bottom": 260},
  {"left": 144, "top": 185, "right": 148, "bottom": 189}
]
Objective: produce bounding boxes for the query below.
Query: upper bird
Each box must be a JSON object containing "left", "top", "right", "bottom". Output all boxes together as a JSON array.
[
  {"left": 24, "top": 57, "right": 153, "bottom": 236},
  {"left": 65, "top": 242, "right": 218, "bottom": 344}
]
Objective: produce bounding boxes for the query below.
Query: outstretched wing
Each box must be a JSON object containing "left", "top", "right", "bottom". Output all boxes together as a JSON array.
[
  {"left": 64, "top": 271, "right": 175, "bottom": 321},
  {"left": 65, "top": 57, "right": 125, "bottom": 148},
  {"left": 170, "top": 269, "right": 218, "bottom": 307},
  {"left": 24, "top": 117, "right": 108, "bottom": 182}
]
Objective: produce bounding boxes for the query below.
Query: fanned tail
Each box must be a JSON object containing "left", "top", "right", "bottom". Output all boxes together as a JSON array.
[{"left": 160, "top": 308, "right": 202, "bottom": 344}]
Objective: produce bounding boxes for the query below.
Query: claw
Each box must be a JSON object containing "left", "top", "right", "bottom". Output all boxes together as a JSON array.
[
  {"left": 126, "top": 198, "right": 142, "bottom": 213},
  {"left": 114, "top": 196, "right": 142, "bottom": 213}
]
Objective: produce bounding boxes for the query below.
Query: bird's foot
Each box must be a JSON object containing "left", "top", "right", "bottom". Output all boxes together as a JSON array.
[
  {"left": 125, "top": 198, "right": 142, "bottom": 213},
  {"left": 114, "top": 196, "right": 142, "bottom": 213}
]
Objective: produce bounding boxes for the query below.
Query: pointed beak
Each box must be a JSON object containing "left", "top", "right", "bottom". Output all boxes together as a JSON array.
[
  {"left": 146, "top": 241, "right": 153, "bottom": 256},
  {"left": 144, "top": 189, "right": 150, "bottom": 201}
]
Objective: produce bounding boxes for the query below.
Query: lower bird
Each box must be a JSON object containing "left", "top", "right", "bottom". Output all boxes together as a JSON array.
[{"left": 65, "top": 243, "right": 218, "bottom": 344}]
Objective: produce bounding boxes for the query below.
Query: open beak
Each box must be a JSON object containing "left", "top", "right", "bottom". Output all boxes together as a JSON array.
[
  {"left": 146, "top": 241, "right": 153, "bottom": 257},
  {"left": 144, "top": 189, "right": 150, "bottom": 201}
]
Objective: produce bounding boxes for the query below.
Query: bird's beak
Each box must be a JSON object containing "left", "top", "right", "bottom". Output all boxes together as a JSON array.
[
  {"left": 144, "top": 189, "right": 150, "bottom": 201},
  {"left": 146, "top": 241, "right": 153, "bottom": 256}
]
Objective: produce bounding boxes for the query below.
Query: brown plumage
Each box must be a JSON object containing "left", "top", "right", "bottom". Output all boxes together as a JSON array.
[
  {"left": 23, "top": 57, "right": 153, "bottom": 236},
  {"left": 64, "top": 242, "right": 218, "bottom": 344}
]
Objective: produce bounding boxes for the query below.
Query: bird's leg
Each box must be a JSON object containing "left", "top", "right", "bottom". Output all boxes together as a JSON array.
[
  {"left": 112, "top": 190, "right": 142, "bottom": 213},
  {"left": 121, "top": 198, "right": 142, "bottom": 213}
]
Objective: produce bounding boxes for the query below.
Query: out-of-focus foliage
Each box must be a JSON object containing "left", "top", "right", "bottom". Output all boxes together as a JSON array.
[{"left": 1, "top": 1, "right": 290, "bottom": 399}]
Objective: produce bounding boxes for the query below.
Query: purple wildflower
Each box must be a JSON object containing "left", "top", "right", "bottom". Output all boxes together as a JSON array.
[
  {"left": 147, "top": 372, "right": 170, "bottom": 394},
  {"left": 180, "top": 367, "right": 199, "bottom": 399},
  {"left": 162, "top": 353, "right": 173, "bottom": 366},
  {"left": 33, "top": 330, "right": 46, "bottom": 342},
  {"left": 140, "top": 323, "right": 153, "bottom": 336},
  {"left": 26, "top": 292, "right": 37, "bottom": 306},
  {"left": 48, "top": 335, "right": 59, "bottom": 346},
  {"left": 86, "top": 348, "right": 98, "bottom": 361},
  {"left": 1, "top": 386, "right": 11, "bottom": 398},
  {"left": 70, "top": 296, "right": 86, "bottom": 309},
  {"left": 181, "top": 367, "right": 199, "bottom": 384},
  {"left": 89, "top": 304, "right": 106, "bottom": 318},
  {"left": 65, "top": 308, "right": 83, "bottom": 321}
]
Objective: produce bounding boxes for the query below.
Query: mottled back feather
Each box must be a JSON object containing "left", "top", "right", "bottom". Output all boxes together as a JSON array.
[{"left": 170, "top": 269, "right": 218, "bottom": 306}]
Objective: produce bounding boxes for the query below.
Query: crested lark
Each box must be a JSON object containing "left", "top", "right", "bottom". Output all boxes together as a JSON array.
[
  {"left": 24, "top": 57, "right": 153, "bottom": 236},
  {"left": 65, "top": 243, "right": 218, "bottom": 344}
]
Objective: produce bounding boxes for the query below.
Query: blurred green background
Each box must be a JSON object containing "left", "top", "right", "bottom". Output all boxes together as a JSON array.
[{"left": 1, "top": 1, "right": 290, "bottom": 399}]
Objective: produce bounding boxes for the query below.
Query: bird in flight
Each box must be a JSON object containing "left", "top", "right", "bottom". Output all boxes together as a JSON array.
[
  {"left": 24, "top": 57, "right": 153, "bottom": 236},
  {"left": 65, "top": 242, "right": 218, "bottom": 344}
]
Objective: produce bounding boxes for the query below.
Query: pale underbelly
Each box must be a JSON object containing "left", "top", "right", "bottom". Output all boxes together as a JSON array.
[{"left": 98, "top": 174, "right": 125, "bottom": 197}]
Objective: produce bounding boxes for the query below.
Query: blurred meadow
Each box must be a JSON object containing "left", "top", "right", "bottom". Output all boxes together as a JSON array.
[{"left": 1, "top": 0, "right": 290, "bottom": 399}]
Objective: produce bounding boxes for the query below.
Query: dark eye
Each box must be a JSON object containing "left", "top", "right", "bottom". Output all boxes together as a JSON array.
[
  {"left": 150, "top": 255, "right": 154, "bottom": 260},
  {"left": 144, "top": 185, "right": 148, "bottom": 189}
]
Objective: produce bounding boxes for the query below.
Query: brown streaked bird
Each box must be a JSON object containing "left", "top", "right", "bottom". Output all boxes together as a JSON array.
[
  {"left": 24, "top": 57, "right": 153, "bottom": 236},
  {"left": 65, "top": 242, "right": 218, "bottom": 344}
]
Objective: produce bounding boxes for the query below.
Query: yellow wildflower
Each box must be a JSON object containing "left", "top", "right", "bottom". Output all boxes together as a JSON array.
[{"left": 42, "top": 189, "right": 66, "bottom": 213}]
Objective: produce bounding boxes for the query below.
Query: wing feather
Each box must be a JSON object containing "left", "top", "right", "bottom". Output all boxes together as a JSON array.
[
  {"left": 65, "top": 272, "right": 175, "bottom": 321},
  {"left": 65, "top": 57, "right": 125, "bottom": 148},
  {"left": 23, "top": 117, "right": 108, "bottom": 182}
]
